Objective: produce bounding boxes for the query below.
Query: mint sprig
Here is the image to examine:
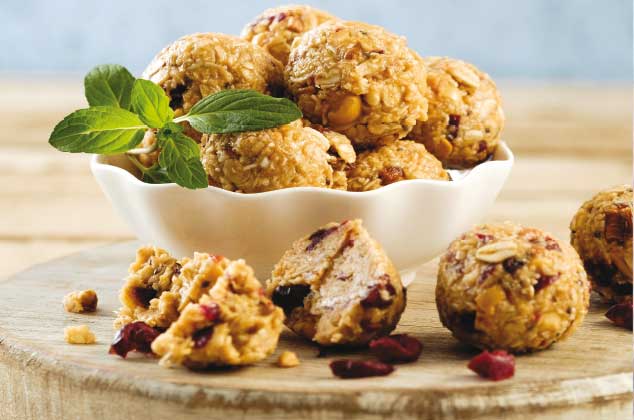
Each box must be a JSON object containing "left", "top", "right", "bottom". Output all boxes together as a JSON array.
[{"left": 49, "top": 64, "right": 302, "bottom": 189}]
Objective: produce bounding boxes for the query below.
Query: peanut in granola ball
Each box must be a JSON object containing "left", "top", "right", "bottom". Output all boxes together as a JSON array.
[
  {"left": 436, "top": 222, "right": 590, "bottom": 353},
  {"left": 409, "top": 57, "right": 504, "bottom": 168},
  {"left": 285, "top": 21, "right": 428, "bottom": 148},
  {"left": 200, "top": 119, "right": 335, "bottom": 193},
  {"left": 142, "top": 33, "right": 284, "bottom": 141},
  {"left": 152, "top": 259, "right": 284, "bottom": 368},
  {"left": 266, "top": 219, "right": 406, "bottom": 346},
  {"left": 570, "top": 185, "right": 633, "bottom": 303},
  {"left": 241, "top": 4, "right": 337, "bottom": 65},
  {"left": 346, "top": 140, "right": 449, "bottom": 192}
]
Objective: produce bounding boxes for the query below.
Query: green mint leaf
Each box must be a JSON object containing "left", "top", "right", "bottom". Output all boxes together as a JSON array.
[
  {"left": 84, "top": 64, "right": 135, "bottom": 109},
  {"left": 178, "top": 89, "right": 302, "bottom": 134},
  {"left": 131, "top": 79, "right": 174, "bottom": 128},
  {"left": 157, "top": 130, "right": 207, "bottom": 189},
  {"left": 49, "top": 106, "right": 146, "bottom": 154},
  {"left": 142, "top": 165, "right": 172, "bottom": 184}
]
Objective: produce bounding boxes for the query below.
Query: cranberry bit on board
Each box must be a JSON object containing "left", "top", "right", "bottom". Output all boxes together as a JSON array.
[
  {"left": 330, "top": 359, "right": 395, "bottom": 379},
  {"left": 468, "top": 350, "right": 515, "bottom": 381},
  {"left": 109, "top": 321, "right": 161, "bottom": 358},
  {"left": 605, "top": 301, "right": 633, "bottom": 330},
  {"left": 369, "top": 334, "right": 423, "bottom": 363}
]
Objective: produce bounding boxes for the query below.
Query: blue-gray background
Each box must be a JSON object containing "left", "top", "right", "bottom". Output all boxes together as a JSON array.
[{"left": 1, "top": 0, "right": 631, "bottom": 80}]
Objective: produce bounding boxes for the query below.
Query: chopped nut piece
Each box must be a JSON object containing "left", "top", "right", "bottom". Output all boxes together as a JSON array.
[
  {"left": 277, "top": 350, "right": 300, "bottom": 367},
  {"left": 63, "top": 289, "right": 98, "bottom": 313},
  {"left": 64, "top": 325, "right": 96, "bottom": 344},
  {"left": 475, "top": 240, "right": 518, "bottom": 263}
]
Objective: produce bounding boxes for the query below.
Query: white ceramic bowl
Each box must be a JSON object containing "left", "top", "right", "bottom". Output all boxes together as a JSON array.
[{"left": 91, "top": 142, "right": 513, "bottom": 283}]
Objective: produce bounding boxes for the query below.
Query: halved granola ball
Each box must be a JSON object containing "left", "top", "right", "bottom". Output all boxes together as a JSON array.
[
  {"left": 152, "top": 259, "right": 284, "bottom": 368},
  {"left": 200, "top": 120, "right": 334, "bottom": 193},
  {"left": 436, "top": 222, "right": 590, "bottom": 353},
  {"left": 346, "top": 140, "right": 449, "bottom": 192},
  {"left": 409, "top": 57, "right": 504, "bottom": 168},
  {"left": 142, "top": 32, "right": 284, "bottom": 141},
  {"left": 241, "top": 5, "right": 337, "bottom": 65},
  {"left": 570, "top": 185, "right": 633, "bottom": 303},
  {"left": 114, "top": 247, "right": 231, "bottom": 330},
  {"left": 267, "top": 219, "right": 406, "bottom": 346},
  {"left": 286, "top": 21, "right": 428, "bottom": 148}
]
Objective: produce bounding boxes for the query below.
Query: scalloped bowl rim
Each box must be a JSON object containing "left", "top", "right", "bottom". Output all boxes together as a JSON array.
[{"left": 91, "top": 141, "right": 514, "bottom": 197}]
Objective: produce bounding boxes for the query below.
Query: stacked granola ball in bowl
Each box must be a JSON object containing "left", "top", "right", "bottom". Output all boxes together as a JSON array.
[{"left": 138, "top": 4, "right": 504, "bottom": 193}]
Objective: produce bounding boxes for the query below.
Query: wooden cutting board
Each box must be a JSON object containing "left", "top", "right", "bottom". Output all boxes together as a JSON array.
[{"left": 0, "top": 242, "right": 630, "bottom": 420}]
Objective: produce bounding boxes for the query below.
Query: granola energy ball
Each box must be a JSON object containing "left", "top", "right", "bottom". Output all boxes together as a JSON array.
[
  {"left": 410, "top": 57, "right": 504, "bottom": 168},
  {"left": 200, "top": 120, "right": 334, "bottom": 193},
  {"left": 347, "top": 140, "right": 449, "bottom": 192},
  {"left": 286, "top": 21, "right": 428, "bottom": 148},
  {"left": 151, "top": 260, "right": 284, "bottom": 368},
  {"left": 436, "top": 223, "right": 590, "bottom": 353},
  {"left": 114, "top": 247, "right": 231, "bottom": 330},
  {"left": 241, "top": 5, "right": 337, "bottom": 65},
  {"left": 143, "top": 33, "right": 284, "bottom": 140},
  {"left": 570, "top": 185, "right": 633, "bottom": 303},
  {"left": 267, "top": 219, "right": 406, "bottom": 346}
]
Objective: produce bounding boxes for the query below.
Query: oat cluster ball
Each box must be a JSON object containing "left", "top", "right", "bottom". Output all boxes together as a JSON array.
[
  {"left": 200, "top": 120, "right": 334, "bottom": 193},
  {"left": 241, "top": 5, "right": 337, "bottom": 65},
  {"left": 347, "top": 141, "right": 448, "bottom": 192},
  {"left": 143, "top": 33, "right": 283, "bottom": 119},
  {"left": 436, "top": 222, "right": 590, "bottom": 353},
  {"left": 286, "top": 21, "right": 428, "bottom": 148},
  {"left": 570, "top": 185, "right": 633, "bottom": 303},
  {"left": 409, "top": 57, "right": 505, "bottom": 168},
  {"left": 267, "top": 219, "right": 406, "bottom": 346}
]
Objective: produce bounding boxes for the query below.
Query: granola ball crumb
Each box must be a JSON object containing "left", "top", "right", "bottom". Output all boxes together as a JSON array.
[
  {"left": 277, "top": 350, "right": 300, "bottom": 367},
  {"left": 570, "top": 185, "right": 633, "bottom": 303},
  {"left": 241, "top": 5, "right": 337, "bottom": 65},
  {"left": 151, "top": 259, "right": 284, "bottom": 368},
  {"left": 201, "top": 120, "right": 334, "bottom": 193},
  {"left": 64, "top": 325, "right": 96, "bottom": 344},
  {"left": 286, "top": 21, "right": 428, "bottom": 148},
  {"left": 436, "top": 222, "right": 590, "bottom": 353},
  {"left": 347, "top": 140, "right": 449, "bottom": 191},
  {"left": 410, "top": 57, "right": 504, "bottom": 168},
  {"left": 267, "top": 219, "right": 405, "bottom": 346},
  {"left": 63, "top": 289, "right": 98, "bottom": 313}
]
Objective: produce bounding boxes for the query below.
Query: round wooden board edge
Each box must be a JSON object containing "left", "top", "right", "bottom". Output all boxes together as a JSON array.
[{"left": 0, "top": 243, "right": 632, "bottom": 418}]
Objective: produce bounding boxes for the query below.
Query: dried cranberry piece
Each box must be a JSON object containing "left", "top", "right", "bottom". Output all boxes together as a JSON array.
[
  {"left": 468, "top": 350, "right": 515, "bottom": 381},
  {"left": 361, "top": 282, "right": 395, "bottom": 308},
  {"left": 200, "top": 303, "right": 220, "bottom": 321},
  {"left": 502, "top": 257, "right": 525, "bottom": 274},
  {"left": 192, "top": 326, "right": 215, "bottom": 349},
  {"left": 534, "top": 274, "right": 559, "bottom": 293},
  {"left": 330, "top": 359, "right": 394, "bottom": 379},
  {"left": 306, "top": 226, "right": 338, "bottom": 251},
  {"left": 379, "top": 166, "right": 405, "bottom": 185},
  {"left": 369, "top": 334, "right": 423, "bottom": 363},
  {"left": 475, "top": 233, "right": 493, "bottom": 244},
  {"left": 605, "top": 302, "right": 633, "bottom": 330},
  {"left": 477, "top": 140, "right": 488, "bottom": 153},
  {"left": 109, "top": 321, "right": 161, "bottom": 358},
  {"left": 275, "top": 12, "right": 288, "bottom": 22},
  {"left": 446, "top": 114, "right": 461, "bottom": 140},
  {"left": 168, "top": 83, "right": 187, "bottom": 110},
  {"left": 173, "top": 263, "right": 182, "bottom": 276},
  {"left": 604, "top": 206, "right": 633, "bottom": 244},
  {"left": 133, "top": 287, "right": 157, "bottom": 307},
  {"left": 272, "top": 284, "right": 311, "bottom": 315}
]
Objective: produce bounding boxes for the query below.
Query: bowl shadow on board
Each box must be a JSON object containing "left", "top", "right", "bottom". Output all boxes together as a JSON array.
[{"left": 91, "top": 142, "right": 514, "bottom": 281}]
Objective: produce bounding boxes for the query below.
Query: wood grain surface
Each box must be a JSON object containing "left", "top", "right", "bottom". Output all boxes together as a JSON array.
[
  {"left": 0, "top": 242, "right": 631, "bottom": 420},
  {"left": 0, "top": 78, "right": 631, "bottom": 419}
]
